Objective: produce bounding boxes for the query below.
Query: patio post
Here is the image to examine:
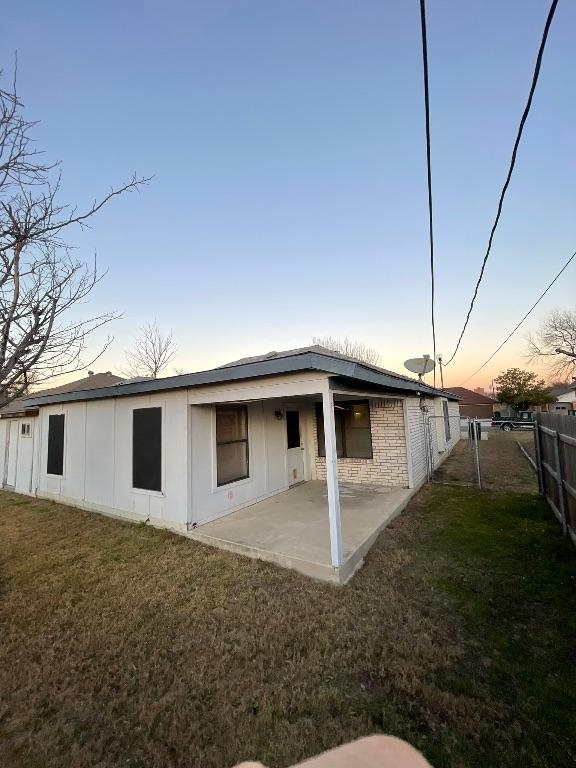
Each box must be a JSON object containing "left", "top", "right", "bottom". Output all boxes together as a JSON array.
[{"left": 322, "top": 384, "right": 343, "bottom": 568}]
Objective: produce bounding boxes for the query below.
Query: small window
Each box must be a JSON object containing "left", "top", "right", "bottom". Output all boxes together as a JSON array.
[
  {"left": 21, "top": 422, "right": 31, "bottom": 437},
  {"left": 47, "top": 414, "right": 65, "bottom": 476},
  {"left": 286, "top": 411, "right": 300, "bottom": 449},
  {"left": 132, "top": 407, "right": 162, "bottom": 492},
  {"left": 442, "top": 400, "right": 451, "bottom": 441},
  {"left": 316, "top": 400, "right": 373, "bottom": 459},
  {"left": 216, "top": 405, "right": 249, "bottom": 486}
]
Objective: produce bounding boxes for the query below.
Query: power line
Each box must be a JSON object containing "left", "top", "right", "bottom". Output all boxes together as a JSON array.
[
  {"left": 419, "top": 0, "right": 437, "bottom": 388},
  {"left": 444, "top": 0, "right": 560, "bottom": 366},
  {"left": 459, "top": 248, "right": 576, "bottom": 385}
]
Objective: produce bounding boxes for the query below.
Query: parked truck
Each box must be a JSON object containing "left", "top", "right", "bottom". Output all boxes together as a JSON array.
[{"left": 491, "top": 411, "right": 535, "bottom": 431}]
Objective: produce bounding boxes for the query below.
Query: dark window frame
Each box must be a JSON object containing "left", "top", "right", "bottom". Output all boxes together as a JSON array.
[
  {"left": 286, "top": 410, "right": 301, "bottom": 450},
  {"left": 47, "top": 413, "right": 65, "bottom": 476},
  {"left": 316, "top": 400, "right": 373, "bottom": 460},
  {"left": 132, "top": 406, "right": 163, "bottom": 493},
  {"left": 216, "top": 404, "right": 249, "bottom": 487},
  {"left": 442, "top": 400, "right": 451, "bottom": 442}
]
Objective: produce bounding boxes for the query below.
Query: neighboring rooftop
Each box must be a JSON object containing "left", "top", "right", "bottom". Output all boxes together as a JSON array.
[
  {"left": 1, "top": 372, "right": 124, "bottom": 416},
  {"left": 31, "top": 371, "right": 125, "bottom": 397},
  {"left": 549, "top": 383, "right": 576, "bottom": 397},
  {"left": 445, "top": 386, "right": 497, "bottom": 405},
  {"left": 23, "top": 347, "right": 458, "bottom": 408}
]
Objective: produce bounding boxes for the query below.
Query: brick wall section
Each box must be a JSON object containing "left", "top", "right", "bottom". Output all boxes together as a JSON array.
[{"left": 313, "top": 399, "right": 409, "bottom": 487}]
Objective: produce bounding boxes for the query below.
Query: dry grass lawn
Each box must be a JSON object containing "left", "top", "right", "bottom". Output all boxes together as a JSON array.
[{"left": 0, "top": 474, "right": 575, "bottom": 767}]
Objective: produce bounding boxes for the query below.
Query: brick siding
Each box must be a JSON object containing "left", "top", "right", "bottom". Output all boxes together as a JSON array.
[{"left": 313, "top": 399, "right": 409, "bottom": 487}]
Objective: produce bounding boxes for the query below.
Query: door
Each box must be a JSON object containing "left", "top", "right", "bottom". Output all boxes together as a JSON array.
[
  {"left": 6, "top": 421, "right": 19, "bottom": 487},
  {"left": 286, "top": 410, "right": 304, "bottom": 486}
]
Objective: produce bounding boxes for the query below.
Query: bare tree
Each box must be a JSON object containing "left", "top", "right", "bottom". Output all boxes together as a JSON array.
[
  {"left": 122, "top": 321, "right": 177, "bottom": 379},
  {"left": 526, "top": 309, "right": 576, "bottom": 381},
  {"left": 312, "top": 336, "right": 381, "bottom": 366},
  {"left": 0, "top": 64, "right": 149, "bottom": 408}
]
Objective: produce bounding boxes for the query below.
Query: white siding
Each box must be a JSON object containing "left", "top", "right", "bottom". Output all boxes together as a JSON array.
[
  {"left": 6, "top": 420, "right": 19, "bottom": 486},
  {"left": 0, "top": 419, "right": 7, "bottom": 483},
  {"left": 36, "top": 390, "right": 190, "bottom": 531},
  {"left": 14, "top": 419, "right": 35, "bottom": 495},
  {"left": 406, "top": 397, "right": 429, "bottom": 488},
  {"left": 0, "top": 417, "right": 37, "bottom": 493},
  {"left": 85, "top": 401, "right": 115, "bottom": 508},
  {"left": 189, "top": 400, "right": 314, "bottom": 526},
  {"left": 31, "top": 389, "right": 316, "bottom": 531},
  {"left": 405, "top": 396, "right": 460, "bottom": 489}
]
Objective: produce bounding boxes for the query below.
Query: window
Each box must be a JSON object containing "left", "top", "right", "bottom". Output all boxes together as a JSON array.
[
  {"left": 21, "top": 422, "right": 31, "bottom": 437},
  {"left": 47, "top": 414, "right": 65, "bottom": 475},
  {"left": 216, "top": 404, "right": 249, "bottom": 486},
  {"left": 442, "top": 400, "right": 451, "bottom": 442},
  {"left": 286, "top": 411, "right": 300, "bottom": 449},
  {"left": 316, "top": 400, "right": 373, "bottom": 459},
  {"left": 132, "top": 407, "right": 162, "bottom": 492}
]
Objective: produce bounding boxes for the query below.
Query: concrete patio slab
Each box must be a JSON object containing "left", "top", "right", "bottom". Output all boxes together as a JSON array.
[{"left": 188, "top": 481, "right": 413, "bottom": 583}]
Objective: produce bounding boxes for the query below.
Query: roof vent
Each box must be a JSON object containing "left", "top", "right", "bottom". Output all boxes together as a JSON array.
[
  {"left": 264, "top": 351, "right": 278, "bottom": 359},
  {"left": 87, "top": 370, "right": 94, "bottom": 376}
]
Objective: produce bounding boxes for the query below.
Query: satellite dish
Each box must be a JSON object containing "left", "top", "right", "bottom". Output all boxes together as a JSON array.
[{"left": 404, "top": 355, "right": 435, "bottom": 381}]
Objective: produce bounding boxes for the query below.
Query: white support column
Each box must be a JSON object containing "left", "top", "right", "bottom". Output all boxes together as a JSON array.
[{"left": 322, "top": 384, "right": 343, "bottom": 568}]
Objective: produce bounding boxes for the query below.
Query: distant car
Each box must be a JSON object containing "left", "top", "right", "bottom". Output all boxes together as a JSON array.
[{"left": 491, "top": 412, "right": 535, "bottom": 431}]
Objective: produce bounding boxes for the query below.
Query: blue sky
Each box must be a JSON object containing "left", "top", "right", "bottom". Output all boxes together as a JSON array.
[{"left": 4, "top": 0, "right": 575, "bottom": 387}]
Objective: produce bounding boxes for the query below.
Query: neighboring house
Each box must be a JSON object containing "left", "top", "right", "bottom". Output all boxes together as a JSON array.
[
  {"left": 547, "top": 384, "right": 576, "bottom": 415},
  {"left": 0, "top": 347, "right": 460, "bottom": 583},
  {"left": 445, "top": 386, "right": 500, "bottom": 419}
]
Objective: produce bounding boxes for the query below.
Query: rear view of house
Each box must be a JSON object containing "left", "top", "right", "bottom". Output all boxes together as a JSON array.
[{"left": 1, "top": 347, "right": 460, "bottom": 583}]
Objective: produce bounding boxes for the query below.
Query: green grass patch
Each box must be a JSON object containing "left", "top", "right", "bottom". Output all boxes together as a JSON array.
[{"left": 420, "top": 486, "right": 576, "bottom": 767}]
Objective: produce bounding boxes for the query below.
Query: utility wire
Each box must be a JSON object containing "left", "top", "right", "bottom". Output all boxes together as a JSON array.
[
  {"left": 419, "top": 0, "right": 437, "bottom": 387},
  {"left": 444, "top": 0, "right": 560, "bottom": 366},
  {"left": 459, "top": 249, "right": 576, "bottom": 385}
]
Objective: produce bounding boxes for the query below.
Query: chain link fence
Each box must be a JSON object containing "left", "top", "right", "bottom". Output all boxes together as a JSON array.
[{"left": 428, "top": 415, "right": 482, "bottom": 488}]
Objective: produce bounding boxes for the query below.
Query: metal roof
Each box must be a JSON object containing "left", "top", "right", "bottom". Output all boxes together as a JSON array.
[{"left": 23, "top": 349, "right": 458, "bottom": 408}]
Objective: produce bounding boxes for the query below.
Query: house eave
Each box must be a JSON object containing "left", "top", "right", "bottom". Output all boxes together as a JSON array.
[
  {"left": 0, "top": 407, "right": 39, "bottom": 419},
  {"left": 23, "top": 352, "right": 459, "bottom": 408}
]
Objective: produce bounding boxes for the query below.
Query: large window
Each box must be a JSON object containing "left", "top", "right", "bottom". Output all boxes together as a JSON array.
[
  {"left": 132, "top": 407, "right": 162, "bottom": 492},
  {"left": 216, "top": 405, "right": 249, "bottom": 486},
  {"left": 47, "top": 414, "right": 65, "bottom": 475},
  {"left": 316, "top": 400, "right": 373, "bottom": 459},
  {"left": 442, "top": 400, "right": 451, "bottom": 442}
]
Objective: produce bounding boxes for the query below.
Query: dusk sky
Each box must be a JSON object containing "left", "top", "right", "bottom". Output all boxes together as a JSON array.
[{"left": 4, "top": 0, "right": 575, "bottom": 389}]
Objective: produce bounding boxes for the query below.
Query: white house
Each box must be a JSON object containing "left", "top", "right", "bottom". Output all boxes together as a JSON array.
[
  {"left": 548, "top": 384, "right": 576, "bottom": 415},
  {"left": 0, "top": 346, "right": 460, "bottom": 583}
]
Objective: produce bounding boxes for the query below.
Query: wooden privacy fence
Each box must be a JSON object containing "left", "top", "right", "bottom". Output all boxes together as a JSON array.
[{"left": 534, "top": 412, "right": 576, "bottom": 544}]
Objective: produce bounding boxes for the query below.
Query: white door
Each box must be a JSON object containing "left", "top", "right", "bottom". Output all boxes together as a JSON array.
[
  {"left": 6, "top": 421, "right": 19, "bottom": 487},
  {"left": 286, "top": 410, "right": 305, "bottom": 486}
]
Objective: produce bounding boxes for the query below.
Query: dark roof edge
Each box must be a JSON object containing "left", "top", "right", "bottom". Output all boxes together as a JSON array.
[
  {"left": 0, "top": 407, "right": 39, "bottom": 419},
  {"left": 24, "top": 352, "right": 458, "bottom": 407}
]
